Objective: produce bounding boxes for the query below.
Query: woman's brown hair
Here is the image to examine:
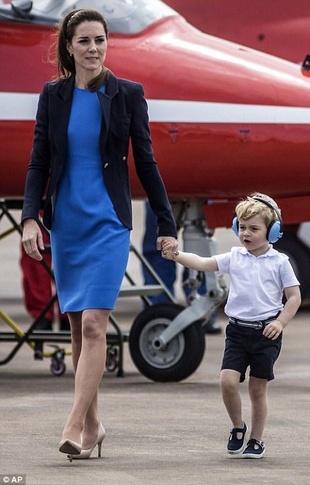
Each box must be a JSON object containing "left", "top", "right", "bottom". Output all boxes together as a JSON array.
[{"left": 57, "top": 8, "right": 110, "bottom": 91}]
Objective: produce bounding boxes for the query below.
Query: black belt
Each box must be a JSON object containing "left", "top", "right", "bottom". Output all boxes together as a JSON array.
[{"left": 229, "top": 313, "right": 280, "bottom": 330}]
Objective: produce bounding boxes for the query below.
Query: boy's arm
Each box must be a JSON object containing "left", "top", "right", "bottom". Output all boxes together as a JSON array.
[
  {"left": 162, "top": 245, "right": 219, "bottom": 272},
  {"left": 263, "top": 285, "right": 301, "bottom": 340}
]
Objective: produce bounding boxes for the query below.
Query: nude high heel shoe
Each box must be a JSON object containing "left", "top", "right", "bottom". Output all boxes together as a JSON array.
[
  {"left": 68, "top": 423, "right": 106, "bottom": 461},
  {"left": 59, "top": 439, "right": 82, "bottom": 455}
]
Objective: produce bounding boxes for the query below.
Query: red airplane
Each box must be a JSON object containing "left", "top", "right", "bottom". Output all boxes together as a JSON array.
[
  {"left": 1, "top": 0, "right": 310, "bottom": 299},
  {"left": 162, "top": 0, "right": 310, "bottom": 300},
  {"left": 1, "top": 0, "right": 310, "bottom": 381},
  {"left": 0, "top": 0, "right": 310, "bottom": 289},
  {"left": 165, "top": 0, "right": 310, "bottom": 64}
]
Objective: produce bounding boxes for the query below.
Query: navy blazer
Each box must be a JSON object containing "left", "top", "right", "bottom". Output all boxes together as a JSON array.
[{"left": 21, "top": 73, "right": 177, "bottom": 237}]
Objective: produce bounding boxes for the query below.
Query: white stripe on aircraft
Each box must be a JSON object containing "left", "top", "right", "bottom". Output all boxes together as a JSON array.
[{"left": 1, "top": 92, "right": 310, "bottom": 124}]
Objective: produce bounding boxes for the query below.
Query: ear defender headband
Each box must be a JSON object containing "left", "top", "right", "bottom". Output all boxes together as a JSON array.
[{"left": 231, "top": 196, "right": 283, "bottom": 243}]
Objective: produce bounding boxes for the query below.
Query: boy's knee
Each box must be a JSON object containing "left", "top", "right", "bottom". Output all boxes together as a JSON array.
[
  {"left": 249, "top": 376, "right": 268, "bottom": 399},
  {"left": 220, "top": 369, "right": 240, "bottom": 391}
]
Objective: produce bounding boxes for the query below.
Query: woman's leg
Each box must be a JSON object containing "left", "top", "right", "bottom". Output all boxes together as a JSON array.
[
  {"left": 68, "top": 311, "right": 82, "bottom": 371},
  {"left": 248, "top": 376, "right": 268, "bottom": 441},
  {"left": 66, "top": 311, "right": 102, "bottom": 449},
  {"left": 60, "top": 309, "right": 109, "bottom": 446},
  {"left": 220, "top": 369, "right": 244, "bottom": 429},
  {"left": 66, "top": 311, "right": 98, "bottom": 448}
]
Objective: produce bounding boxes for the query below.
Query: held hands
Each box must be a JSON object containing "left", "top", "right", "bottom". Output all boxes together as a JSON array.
[
  {"left": 22, "top": 219, "right": 45, "bottom": 261},
  {"left": 158, "top": 238, "right": 177, "bottom": 260},
  {"left": 263, "top": 319, "right": 284, "bottom": 340}
]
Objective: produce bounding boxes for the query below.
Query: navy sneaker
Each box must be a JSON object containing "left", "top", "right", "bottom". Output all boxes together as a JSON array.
[
  {"left": 227, "top": 423, "right": 248, "bottom": 454},
  {"left": 242, "top": 439, "right": 266, "bottom": 458}
]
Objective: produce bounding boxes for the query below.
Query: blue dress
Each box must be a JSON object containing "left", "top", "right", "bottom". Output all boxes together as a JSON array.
[{"left": 50, "top": 87, "right": 130, "bottom": 313}]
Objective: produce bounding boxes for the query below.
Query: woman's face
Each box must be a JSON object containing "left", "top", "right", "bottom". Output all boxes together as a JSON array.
[{"left": 67, "top": 21, "right": 107, "bottom": 77}]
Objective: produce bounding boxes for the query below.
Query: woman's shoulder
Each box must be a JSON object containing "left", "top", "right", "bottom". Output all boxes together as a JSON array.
[
  {"left": 108, "top": 73, "right": 143, "bottom": 93},
  {"left": 42, "top": 76, "right": 74, "bottom": 92}
]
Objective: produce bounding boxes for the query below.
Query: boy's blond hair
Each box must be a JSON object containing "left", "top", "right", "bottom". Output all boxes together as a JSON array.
[{"left": 235, "top": 192, "right": 281, "bottom": 228}]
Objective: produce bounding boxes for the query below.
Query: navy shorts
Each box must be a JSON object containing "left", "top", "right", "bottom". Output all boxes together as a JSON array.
[{"left": 221, "top": 322, "right": 282, "bottom": 382}]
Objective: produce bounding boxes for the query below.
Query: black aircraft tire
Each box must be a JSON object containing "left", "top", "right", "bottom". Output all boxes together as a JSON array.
[
  {"left": 129, "top": 303, "right": 206, "bottom": 382},
  {"left": 275, "top": 234, "right": 310, "bottom": 302}
]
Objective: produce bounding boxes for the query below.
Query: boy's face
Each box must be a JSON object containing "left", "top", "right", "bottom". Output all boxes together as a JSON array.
[{"left": 238, "top": 214, "right": 270, "bottom": 256}]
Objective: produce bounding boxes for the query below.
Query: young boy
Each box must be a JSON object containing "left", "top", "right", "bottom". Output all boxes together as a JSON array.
[{"left": 161, "top": 193, "right": 301, "bottom": 458}]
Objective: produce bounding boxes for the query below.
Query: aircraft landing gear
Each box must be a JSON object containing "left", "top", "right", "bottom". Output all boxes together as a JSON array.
[
  {"left": 275, "top": 232, "right": 310, "bottom": 303},
  {"left": 129, "top": 303, "right": 205, "bottom": 382},
  {"left": 129, "top": 201, "right": 228, "bottom": 382}
]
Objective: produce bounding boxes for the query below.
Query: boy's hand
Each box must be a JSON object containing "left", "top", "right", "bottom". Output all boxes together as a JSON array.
[{"left": 263, "top": 319, "right": 284, "bottom": 340}]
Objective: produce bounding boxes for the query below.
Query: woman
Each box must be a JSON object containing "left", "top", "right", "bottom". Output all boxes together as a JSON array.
[{"left": 21, "top": 8, "right": 178, "bottom": 459}]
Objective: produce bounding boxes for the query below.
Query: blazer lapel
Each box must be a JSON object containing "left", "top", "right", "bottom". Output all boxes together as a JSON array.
[
  {"left": 97, "top": 74, "right": 119, "bottom": 150},
  {"left": 49, "top": 76, "right": 75, "bottom": 161},
  {"left": 47, "top": 74, "right": 118, "bottom": 162}
]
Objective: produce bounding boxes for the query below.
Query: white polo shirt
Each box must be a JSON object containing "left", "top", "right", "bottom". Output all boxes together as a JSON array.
[{"left": 214, "top": 246, "right": 300, "bottom": 321}]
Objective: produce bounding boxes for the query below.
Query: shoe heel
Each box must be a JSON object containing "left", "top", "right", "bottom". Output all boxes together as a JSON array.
[{"left": 97, "top": 439, "right": 103, "bottom": 457}]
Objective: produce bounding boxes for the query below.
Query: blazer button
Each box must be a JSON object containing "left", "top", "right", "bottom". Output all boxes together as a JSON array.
[
  {"left": 104, "top": 163, "right": 109, "bottom": 168},
  {"left": 122, "top": 156, "right": 126, "bottom": 161}
]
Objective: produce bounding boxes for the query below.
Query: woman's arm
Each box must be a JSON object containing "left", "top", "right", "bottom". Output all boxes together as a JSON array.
[
  {"left": 129, "top": 82, "right": 177, "bottom": 238},
  {"left": 21, "top": 83, "right": 51, "bottom": 225}
]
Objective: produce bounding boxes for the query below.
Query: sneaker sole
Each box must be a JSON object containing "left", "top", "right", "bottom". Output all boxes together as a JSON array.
[
  {"left": 228, "top": 442, "right": 247, "bottom": 455},
  {"left": 242, "top": 449, "right": 265, "bottom": 459}
]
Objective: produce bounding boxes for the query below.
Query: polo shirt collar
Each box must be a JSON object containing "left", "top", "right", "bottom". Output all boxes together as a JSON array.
[{"left": 241, "top": 246, "right": 277, "bottom": 258}]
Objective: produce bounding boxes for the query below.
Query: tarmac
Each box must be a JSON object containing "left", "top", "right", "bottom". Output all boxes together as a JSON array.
[{"left": 0, "top": 202, "right": 309, "bottom": 485}]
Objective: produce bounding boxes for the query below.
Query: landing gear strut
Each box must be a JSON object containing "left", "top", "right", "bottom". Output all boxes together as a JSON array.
[{"left": 129, "top": 201, "right": 227, "bottom": 381}]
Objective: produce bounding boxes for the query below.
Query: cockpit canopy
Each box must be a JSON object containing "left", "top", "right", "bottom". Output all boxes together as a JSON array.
[{"left": 0, "top": 0, "right": 177, "bottom": 33}]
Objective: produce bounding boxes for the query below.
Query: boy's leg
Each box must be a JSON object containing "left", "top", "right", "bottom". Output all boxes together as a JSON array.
[
  {"left": 220, "top": 369, "right": 244, "bottom": 428},
  {"left": 248, "top": 376, "right": 268, "bottom": 441},
  {"left": 220, "top": 369, "right": 248, "bottom": 454}
]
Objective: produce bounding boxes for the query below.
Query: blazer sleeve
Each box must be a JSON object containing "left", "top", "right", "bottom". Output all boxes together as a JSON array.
[
  {"left": 129, "top": 83, "right": 177, "bottom": 238},
  {"left": 21, "top": 83, "right": 51, "bottom": 224}
]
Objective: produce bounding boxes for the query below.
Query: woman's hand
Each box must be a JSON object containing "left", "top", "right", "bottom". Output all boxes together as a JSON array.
[
  {"left": 22, "top": 219, "right": 45, "bottom": 261},
  {"left": 157, "top": 236, "right": 178, "bottom": 260},
  {"left": 158, "top": 238, "right": 177, "bottom": 260}
]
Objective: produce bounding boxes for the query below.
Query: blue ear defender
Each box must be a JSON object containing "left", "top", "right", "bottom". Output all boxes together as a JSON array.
[
  {"left": 231, "top": 216, "right": 239, "bottom": 237},
  {"left": 231, "top": 196, "right": 283, "bottom": 243}
]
